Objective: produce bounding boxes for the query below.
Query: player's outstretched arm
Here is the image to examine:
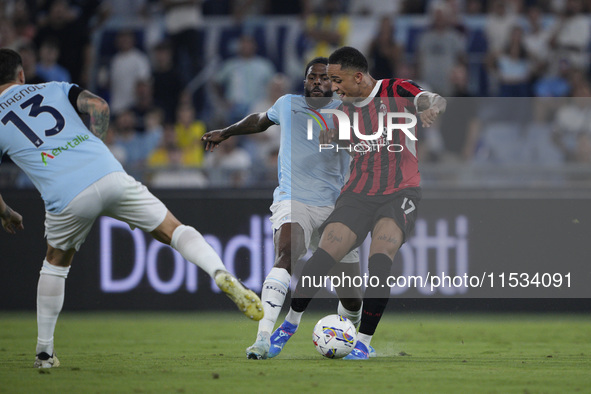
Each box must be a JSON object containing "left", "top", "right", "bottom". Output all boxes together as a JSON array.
[
  {"left": 0, "top": 194, "right": 24, "bottom": 234},
  {"left": 201, "top": 112, "right": 274, "bottom": 152},
  {"left": 76, "top": 90, "right": 110, "bottom": 141},
  {"left": 416, "top": 93, "right": 447, "bottom": 128}
]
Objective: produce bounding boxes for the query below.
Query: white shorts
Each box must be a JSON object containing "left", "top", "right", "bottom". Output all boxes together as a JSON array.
[
  {"left": 269, "top": 200, "right": 359, "bottom": 264},
  {"left": 45, "top": 172, "right": 168, "bottom": 251}
]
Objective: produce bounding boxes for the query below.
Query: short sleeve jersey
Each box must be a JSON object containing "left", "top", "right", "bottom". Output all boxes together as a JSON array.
[
  {"left": 0, "top": 82, "right": 124, "bottom": 212},
  {"left": 337, "top": 79, "right": 425, "bottom": 196},
  {"left": 266, "top": 94, "right": 350, "bottom": 206}
]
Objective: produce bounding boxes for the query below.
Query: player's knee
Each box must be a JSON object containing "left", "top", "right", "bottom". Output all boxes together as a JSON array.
[
  {"left": 371, "top": 237, "right": 402, "bottom": 259},
  {"left": 151, "top": 228, "right": 172, "bottom": 245},
  {"left": 275, "top": 242, "right": 304, "bottom": 273}
]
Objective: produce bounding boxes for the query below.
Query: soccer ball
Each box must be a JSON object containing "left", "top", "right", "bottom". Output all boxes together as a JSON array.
[{"left": 312, "top": 314, "right": 357, "bottom": 358}]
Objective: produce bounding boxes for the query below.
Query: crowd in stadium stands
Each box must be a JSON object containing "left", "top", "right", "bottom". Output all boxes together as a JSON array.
[{"left": 1, "top": 0, "right": 591, "bottom": 188}]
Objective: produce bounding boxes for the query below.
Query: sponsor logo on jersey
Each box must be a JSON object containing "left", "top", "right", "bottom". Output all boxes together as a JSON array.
[
  {"left": 40, "top": 151, "right": 54, "bottom": 166},
  {"left": 40, "top": 134, "right": 90, "bottom": 165}
]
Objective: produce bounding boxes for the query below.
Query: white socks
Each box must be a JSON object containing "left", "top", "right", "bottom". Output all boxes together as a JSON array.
[
  {"left": 258, "top": 267, "right": 291, "bottom": 335},
  {"left": 357, "top": 333, "right": 372, "bottom": 348},
  {"left": 36, "top": 260, "right": 70, "bottom": 356},
  {"left": 285, "top": 308, "right": 303, "bottom": 327},
  {"left": 171, "top": 225, "right": 225, "bottom": 278},
  {"left": 338, "top": 301, "right": 362, "bottom": 327}
]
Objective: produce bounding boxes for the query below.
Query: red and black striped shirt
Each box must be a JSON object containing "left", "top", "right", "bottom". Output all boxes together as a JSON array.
[{"left": 337, "top": 78, "right": 424, "bottom": 196}]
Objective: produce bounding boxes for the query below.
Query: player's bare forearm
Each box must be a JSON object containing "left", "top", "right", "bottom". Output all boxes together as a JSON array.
[
  {"left": 202, "top": 112, "right": 273, "bottom": 151},
  {"left": 0, "top": 194, "right": 7, "bottom": 217},
  {"left": 76, "top": 90, "right": 110, "bottom": 141},
  {"left": 223, "top": 112, "right": 274, "bottom": 137}
]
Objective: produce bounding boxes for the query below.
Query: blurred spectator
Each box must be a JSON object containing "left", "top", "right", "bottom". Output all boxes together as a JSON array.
[
  {"left": 6, "top": 0, "right": 37, "bottom": 42},
  {"left": 151, "top": 40, "right": 183, "bottom": 124},
  {"left": 428, "top": 0, "right": 467, "bottom": 34},
  {"left": 0, "top": 18, "right": 28, "bottom": 50},
  {"left": 204, "top": 136, "right": 252, "bottom": 187},
  {"left": 349, "top": 0, "right": 401, "bottom": 16},
  {"left": 548, "top": 0, "right": 590, "bottom": 73},
  {"left": 112, "top": 108, "right": 163, "bottom": 180},
  {"left": 100, "top": 0, "right": 149, "bottom": 24},
  {"left": 33, "top": 0, "right": 91, "bottom": 85},
  {"left": 214, "top": 35, "right": 275, "bottom": 123},
  {"left": 523, "top": 5, "right": 551, "bottom": 80},
  {"left": 417, "top": 2, "right": 466, "bottom": 96},
  {"left": 485, "top": 0, "right": 519, "bottom": 55},
  {"left": 465, "top": 0, "right": 484, "bottom": 14},
  {"left": 148, "top": 124, "right": 209, "bottom": 188},
  {"left": 105, "top": 124, "right": 127, "bottom": 164},
  {"left": 492, "top": 26, "right": 532, "bottom": 97},
  {"left": 303, "top": 0, "right": 350, "bottom": 60},
  {"left": 231, "top": 0, "right": 269, "bottom": 22},
  {"left": 161, "top": 0, "right": 204, "bottom": 85},
  {"left": 130, "top": 79, "right": 157, "bottom": 133},
  {"left": 242, "top": 73, "right": 287, "bottom": 173},
  {"left": 552, "top": 82, "right": 591, "bottom": 162},
  {"left": 367, "top": 16, "right": 404, "bottom": 80},
  {"left": 440, "top": 63, "right": 481, "bottom": 161},
  {"left": 36, "top": 37, "right": 71, "bottom": 82},
  {"left": 17, "top": 42, "right": 45, "bottom": 84},
  {"left": 533, "top": 58, "right": 572, "bottom": 97},
  {"left": 109, "top": 30, "right": 151, "bottom": 115},
  {"left": 523, "top": 5, "right": 550, "bottom": 62},
  {"left": 170, "top": 103, "right": 207, "bottom": 167}
]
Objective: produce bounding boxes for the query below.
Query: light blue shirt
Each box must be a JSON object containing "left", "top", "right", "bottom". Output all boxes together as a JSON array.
[
  {"left": 267, "top": 94, "right": 350, "bottom": 206},
  {"left": 0, "top": 82, "right": 124, "bottom": 213}
]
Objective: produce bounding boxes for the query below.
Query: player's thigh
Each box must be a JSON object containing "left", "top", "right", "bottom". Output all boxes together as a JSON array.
[
  {"left": 273, "top": 222, "right": 306, "bottom": 272},
  {"left": 104, "top": 173, "right": 168, "bottom": 234},
  {"left": 270, "top": 200, "right": 312, "bottom": 258},
  {"left": 370, "top": 193, "right": 420, "bottom": 258},
  {"left": 44, "top": 180, "right": 106, "bottom": 254},
  {"left": 309, "top": 205, "right": 360, "bottom": 266},
  {"left": 318, "top": 222, "right": 358, "bottom": 262},
  {"left": 369, "top": 217, "right": 404, "bottom": 259}
]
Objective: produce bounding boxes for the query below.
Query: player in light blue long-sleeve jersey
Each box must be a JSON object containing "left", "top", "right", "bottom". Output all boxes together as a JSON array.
[
  {"left": 0, "top": 48, "right": 263, "bottom": 369},
  {"left": 202, "top": 58, "right": 365, "bottom": 360}
]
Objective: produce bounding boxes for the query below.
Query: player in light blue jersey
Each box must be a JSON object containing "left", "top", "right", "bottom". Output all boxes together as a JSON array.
[
  {"left": 202, "top": 58, "right": 365, "bottom": 360},
  {"left": 0, "top": 48, "right": 263, "bottom": 369}
]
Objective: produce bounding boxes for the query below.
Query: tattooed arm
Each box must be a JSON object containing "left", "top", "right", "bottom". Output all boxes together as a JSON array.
[
  {"left": 76, "top": 90, "right": 110, "bottom": 141},
  {"left": 415, "top": 92, "right": 447, "bottom": 128}
]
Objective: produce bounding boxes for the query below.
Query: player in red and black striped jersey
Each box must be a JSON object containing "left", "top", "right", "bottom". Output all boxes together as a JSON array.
[
  {"left": 284, "top": 46, "right": 446, "bottom": 359},
  {"left": 336, "top": 77, "right": 424, "bottom": 195}
]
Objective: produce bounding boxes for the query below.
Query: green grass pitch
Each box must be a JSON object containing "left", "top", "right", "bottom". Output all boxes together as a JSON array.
[{"left": 1, "top": 312, "right": 590, "bottom": 393}]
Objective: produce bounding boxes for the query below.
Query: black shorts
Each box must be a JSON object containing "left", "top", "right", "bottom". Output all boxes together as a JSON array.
[{"left": 319, "top": 187, "right": 421, "bottom": 250}]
